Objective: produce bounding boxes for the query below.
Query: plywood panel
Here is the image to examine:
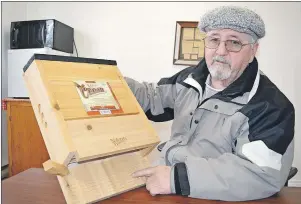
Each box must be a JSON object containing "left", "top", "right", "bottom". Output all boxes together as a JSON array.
[
  {"left": 23, "top": 61, "right": 75, "bottom": 165},
  {"left": 58, "top": 152, "right": 149, "bottom": 204},
  {"left": 34, "top": 60, "right": 139, "bottom": 120},
  {"left": 38, "top": 61, "right": 121, "bottom": 80},
  {"left": 66, "top": 114, "right": 159, "bottom": 161}
]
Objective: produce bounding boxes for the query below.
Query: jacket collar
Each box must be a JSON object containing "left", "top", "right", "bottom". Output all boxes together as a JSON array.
[{"left": 185, "top": 57, "right": 259, "bottom": 100}]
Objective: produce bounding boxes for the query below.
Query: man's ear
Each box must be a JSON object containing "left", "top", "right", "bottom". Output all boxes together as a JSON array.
[{"left": 249, "top": 43, "right": 259, "bottom": 63}]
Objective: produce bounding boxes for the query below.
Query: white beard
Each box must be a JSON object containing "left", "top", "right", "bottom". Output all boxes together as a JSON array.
[{"left": 208, "top": 63, "right": 232, "bottom": 80}]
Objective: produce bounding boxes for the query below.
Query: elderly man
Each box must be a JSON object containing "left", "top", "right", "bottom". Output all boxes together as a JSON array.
[{"left": 127, "top": 6, "right": 295, "bottom": 201}]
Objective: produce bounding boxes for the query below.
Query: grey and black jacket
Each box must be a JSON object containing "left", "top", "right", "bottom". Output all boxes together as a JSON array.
[{"left": 125, "top": 58, "right": 295, "bottom": 201}]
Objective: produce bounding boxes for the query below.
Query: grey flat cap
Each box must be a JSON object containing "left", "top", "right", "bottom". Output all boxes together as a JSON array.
[{"left": 199, "top": 6, "right": 265, "bottom": 40}]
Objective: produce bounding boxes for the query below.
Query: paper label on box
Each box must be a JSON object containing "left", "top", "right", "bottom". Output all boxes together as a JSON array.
[
  {"left": 99, "top": 110, "right": 112, "bottom": 115},
  {"left": 74, "top": 80, "right": 122, "bottom": 115}
]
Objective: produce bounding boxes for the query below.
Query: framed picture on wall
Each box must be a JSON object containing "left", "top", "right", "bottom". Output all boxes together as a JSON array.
[{"left": 173, "top": 21, "right": 206, "bottom": 66}]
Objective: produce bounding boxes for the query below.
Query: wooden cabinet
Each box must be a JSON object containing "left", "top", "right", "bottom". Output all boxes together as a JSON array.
[{"left": 3, "top": 98, "right": 49, "bottom": 177}]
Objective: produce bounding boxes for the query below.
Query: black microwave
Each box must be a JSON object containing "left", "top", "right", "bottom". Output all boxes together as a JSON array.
[{"left": 10, "top": 19, "right": 74, "bottom": 54}]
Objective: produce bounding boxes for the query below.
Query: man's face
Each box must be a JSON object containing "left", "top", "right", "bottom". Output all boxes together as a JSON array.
[{"left": 204, "top": 29, "right": 258, "bottom": 81}]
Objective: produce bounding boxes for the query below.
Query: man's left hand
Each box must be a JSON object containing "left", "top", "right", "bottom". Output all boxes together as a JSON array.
[{"left": 132, "top": 165, "right": 172, "bottom": 196}]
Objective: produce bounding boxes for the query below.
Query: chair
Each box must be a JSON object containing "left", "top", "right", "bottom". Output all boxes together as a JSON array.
[
  {"left": 157, "top": 141, "right": 167, "bottom": 152},
  {"left": 157, "top": 142, "right": 298, "bottom": 186},
  {"left": 285, "top": 167, "right": 298, "bottom": 186}
]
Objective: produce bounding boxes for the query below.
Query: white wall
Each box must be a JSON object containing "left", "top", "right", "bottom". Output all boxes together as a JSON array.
[
  {"left": 1, "top": 2, "right": 27, "bottom": 167},
  {"left": 253, "top": 2, "right": 301, "bottom": 187},
  {"left": 2, "top": 2, "right": 300, "bottom": 185}
]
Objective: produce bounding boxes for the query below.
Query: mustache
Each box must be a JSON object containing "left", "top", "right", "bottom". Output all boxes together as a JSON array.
[{"left": 212, "top": 56, "right": 231, "bottom": 65}]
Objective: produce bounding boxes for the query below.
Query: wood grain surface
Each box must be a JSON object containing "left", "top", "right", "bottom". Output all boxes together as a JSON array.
[{"left": 3, "top": 168, "right": 301, "bottom": 204}]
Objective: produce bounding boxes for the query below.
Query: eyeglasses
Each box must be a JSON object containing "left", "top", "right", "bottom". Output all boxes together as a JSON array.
[{"left": 203, "top": 37, "right": 254, "bottom": 52}]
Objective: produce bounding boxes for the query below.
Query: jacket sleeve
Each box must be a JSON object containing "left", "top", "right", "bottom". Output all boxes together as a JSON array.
[
  {"left": 171, "top": 104, "right": 295, "bottom": 201},
  {"left": 124, "top": 76, "right": 178, "bottom": 122}
]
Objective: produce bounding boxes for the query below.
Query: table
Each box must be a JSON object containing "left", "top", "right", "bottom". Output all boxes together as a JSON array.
[{"left": 2, "top": 168, "right": 301, "bottom": 204}]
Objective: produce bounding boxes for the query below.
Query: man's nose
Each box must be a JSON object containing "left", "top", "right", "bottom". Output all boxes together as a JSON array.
[{"left": 216, "top": 41, "right": 228, "bottom": 56}]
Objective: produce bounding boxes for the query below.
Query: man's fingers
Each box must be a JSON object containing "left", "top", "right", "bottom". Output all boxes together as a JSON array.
[
  {"left": 132, "top": 167, "right": 155, "bottom": 178},
  {"left": 150, "top": 192, "right": 156, "bottom": 197},
  {"left": 146, "top": 176, "right": 156, "bottom": 187},
  {"left": 146, "top": 177, "right": 157, "bottom": 196}
]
